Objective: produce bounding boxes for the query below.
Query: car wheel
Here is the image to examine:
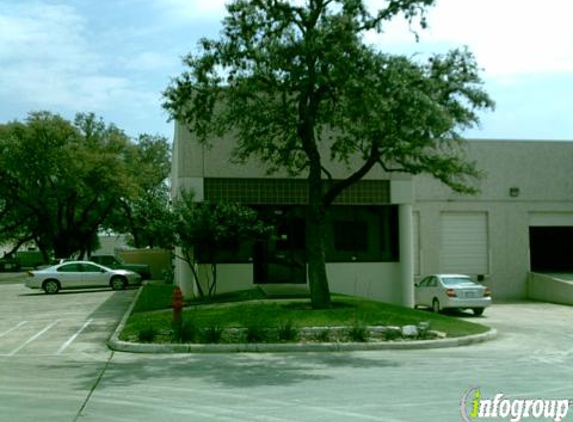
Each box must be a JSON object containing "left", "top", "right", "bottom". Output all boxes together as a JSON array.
[
  {"left": 432, "top": 298, "right": 441, "bottom": 313},
  {"left": 472, "top": 307, "right": 485, "bottom": 316},
  {"left": 43, "top": 279, "right": 60, "bottom": 294},
  {"left": 110, "top": 276, "right": 127, "bottom": 291}
]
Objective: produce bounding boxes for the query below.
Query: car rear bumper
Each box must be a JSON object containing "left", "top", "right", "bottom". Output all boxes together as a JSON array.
[{"left": 442, "top": 297, "right": 492, "bottom": 309}]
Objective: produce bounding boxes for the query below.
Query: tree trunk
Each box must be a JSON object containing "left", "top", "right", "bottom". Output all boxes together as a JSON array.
[
  {"left": 306, "top": 170, "right": 331, "bottom": 309},
  {"left": 53, "top": 235, "right": 73, "bottom": 260}
]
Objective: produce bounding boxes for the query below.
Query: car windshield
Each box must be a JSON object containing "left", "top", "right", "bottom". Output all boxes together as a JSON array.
[{"left": 441, "top": 277, "right": 479, "bottom": 287}]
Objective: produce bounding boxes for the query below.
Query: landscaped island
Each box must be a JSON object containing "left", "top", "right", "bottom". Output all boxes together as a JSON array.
[{"left": 119, "top": 284, "right": 490, "bottom": 345}]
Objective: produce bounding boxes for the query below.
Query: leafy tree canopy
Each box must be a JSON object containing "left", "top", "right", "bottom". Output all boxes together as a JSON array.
[
  {"left": 0, "top": 111, "right": 171, "bottom": 259},
  {"left": 163, "top": 0, "right": 494, "bottom": 308},
  {"left": 173, "top": 190, "right": 270, "bottom": 297},
  {"left": 107, "top": 133, "right": 174, "bottom": 249}
]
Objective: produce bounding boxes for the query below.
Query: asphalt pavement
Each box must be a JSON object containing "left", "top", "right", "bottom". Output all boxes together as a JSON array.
[{"left": 1, "top": 279, "right": 573, "bottom": 422}]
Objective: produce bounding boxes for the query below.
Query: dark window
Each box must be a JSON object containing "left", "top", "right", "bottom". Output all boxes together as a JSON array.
[
  {"left": 326, "top": 206, "right": 399, "bottom": 262},
  {"left": 333, "top": 220, "right": 368, "bottom": 251},
  {"left": 82, "top": 263, "right": 102, "bottom": 273},
  {"left": 193, "top": 204, "right": 399, "bottom": 268},
  {"left": 252, "top": 206, "right": 306, "bottom": 284},
  {"left": 58, "top": 264, "right": 82, "bottom": 272},
  {"left": 101, "top": 256, "right": 117, "bottom": 266}
]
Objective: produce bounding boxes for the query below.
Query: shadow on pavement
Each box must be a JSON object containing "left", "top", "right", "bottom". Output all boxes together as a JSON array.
[{"left": 42, "top": 351, "right": 402, "bottom": 391}]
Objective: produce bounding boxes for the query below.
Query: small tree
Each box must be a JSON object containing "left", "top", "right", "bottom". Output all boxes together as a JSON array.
[{"left": 173, "top": 191, "right": 269, "bottom": 297}]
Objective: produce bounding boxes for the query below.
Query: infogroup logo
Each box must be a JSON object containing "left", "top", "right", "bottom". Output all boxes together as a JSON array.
[{"left": 461, "top": 388, "right": 571, "bottom": 422}]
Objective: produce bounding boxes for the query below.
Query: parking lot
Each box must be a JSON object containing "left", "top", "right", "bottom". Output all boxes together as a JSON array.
[
  {"left": 0, "top": 277, "right": 137, "bottom": 358},
  {"left": 1, "top": 275, "right": 573, "bottom": 422}
]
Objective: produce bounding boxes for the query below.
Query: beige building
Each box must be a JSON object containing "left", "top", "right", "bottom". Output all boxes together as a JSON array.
[
  {"left": 414, "top": 140, "right": 573, "bottom": 300},
  {"left": 172, "top": 121, "right": 573, "bottom": 304}
]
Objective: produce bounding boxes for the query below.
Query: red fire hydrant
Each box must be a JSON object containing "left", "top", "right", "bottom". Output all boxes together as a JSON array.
[{"left": 172, "top": 285, "right": 184, "bottom": 327}]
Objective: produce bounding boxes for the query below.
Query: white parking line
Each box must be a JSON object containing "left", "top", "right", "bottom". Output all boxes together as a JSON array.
[
  {"left": 0, "top": 321, "right": 28, "bottom": 339},
  {"left": 8, "top": 320, "right": 60, "bottom": 356},
  {"left": 56, "top": 319, "right": 94, "bottom": 355}
]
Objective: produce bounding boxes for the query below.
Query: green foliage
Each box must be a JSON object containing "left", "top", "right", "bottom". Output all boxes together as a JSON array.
[
  {"left": 277, "top": 320, "right": 299, "bottom": 342},
  {"left": 109, "top": 134, "right": 174, "bottom": 249},
  {"left": 137, "top": 324, "right": 159, "bottom": 343},
  {"left": 242, "top": 308, "right": 270, "bottom": 343},
  {"left": 314, "top": 329, "right": 331, "bottom": 343},
  {"left": 173, "top": 318, "right": 198, "bottom": 343},
  {"left": 163, "top": 0, "right": 494, "bottom": 309},
  {"left": 383, "top": 328, "right": 402, "bottom": 341},
  {"left": 245, "top": 323, "right": 268, "bottom": 343},
  {"left": 347, "top": 322, "right": 370, "bottom": 342},
  {"left": 162, "top": 266, "right": 175, "bottom": 285},
  {"left": 132, "top": 284, "right": 176, "bottom": 313},
  {"left": 0, "top": 112, "right": 133, "bottom": 258},
  {"left": 162, "top": 295, "right": 488, "bottom": 337},
  {"left": 0, "top": 111, "right": 171, "bottom": 259},
  {"left": 164, "top": 0, "right": 493, "bottom": 191},
  {"left": 200, "top": 326, "right": 224, "bottom": 344},
  {"left": 123, "top": 294, "right": 490, "bottom": 343},
  {"left": 173, "top": 190, "right": 270, "bottom": 298}
]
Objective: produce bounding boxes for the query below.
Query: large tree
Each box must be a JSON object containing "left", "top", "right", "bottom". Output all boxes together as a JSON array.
[
  {"left": 109, "top": 134, "right": 174, "bottom": 249},
  {"left": 0, "top": 112, "right": 139, "bottom": 259},
  {"left": 163, "top": 0, "right": 494, "bottom": 308}
]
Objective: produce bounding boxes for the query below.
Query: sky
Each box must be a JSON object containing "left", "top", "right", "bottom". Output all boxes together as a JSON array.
[{"left": 0, "top": 0, "right": 572, "bottom": 142}]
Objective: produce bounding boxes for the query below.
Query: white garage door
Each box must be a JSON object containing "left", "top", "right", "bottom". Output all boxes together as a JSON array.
[{"left": 440, "top": 212, "right": 489, "bottom": 274}]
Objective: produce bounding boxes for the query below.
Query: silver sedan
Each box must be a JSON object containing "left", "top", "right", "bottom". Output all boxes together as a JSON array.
[
  {"left": 25, "top": 261, "right": 142, "bottom": 294},
  {"left": 415, "top": 274, "right": 492, "bottom": 316}
]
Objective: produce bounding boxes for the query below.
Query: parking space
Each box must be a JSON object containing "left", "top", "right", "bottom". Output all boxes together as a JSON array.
[
  {"left": 2, "top": 275, "right": 573, "bottom": 421},
  {"left": 0, "top": 282, "right": 137, "bottom": 357}
]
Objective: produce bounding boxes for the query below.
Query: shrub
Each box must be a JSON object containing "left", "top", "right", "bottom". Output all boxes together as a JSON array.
[
  {"left": 314, "top": 329, "right": 331, "bottom": 342},
  {"left": 277, "top": 320, "right": 299, "bottom": 342},
  {"left": 245, "top": 323, "right": 268, "bottom": 343},
  {"left": 348, "top": 323, "right": 369, "bottom": 342},
  {"left": 201, "top": 326, "right": 224, "bottom": 343},
  {"left": 383, "top": 327, "right": 402, "bottom": 341},
  {"left": 417, "top": 321, "right": 431, "bottom": 339},
  {"left": 137, "top": 325, "right": 158, "bottom": 343},
  {"left": 173, "top": 318, "right": 198, "bottom": 343},
  {"left": 162, "top": 266, "right": 175, "bottom": 285}
]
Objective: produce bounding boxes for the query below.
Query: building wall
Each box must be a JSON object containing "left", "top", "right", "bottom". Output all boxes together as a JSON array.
[
  {"left": 173, "top": 119, "right": 573, "bottom": 303},
  {"left": 414, "top": 140, "right": 573, "bottom": 300},
  {"left": 171, "top": 122, "right": 415, "bottom": 304}
]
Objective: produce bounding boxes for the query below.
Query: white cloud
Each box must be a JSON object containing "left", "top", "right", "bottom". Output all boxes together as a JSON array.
[
  {"left": 0, "top": 1, "right": 164, "bottom": 124},
  {"left": 150, "top": 0, "right": 229, "bottom": 23},
  {"left": 0, "top": 3, "right": 106, "bottom": 107},
  {"left": 365, "top": 0, "right": 573, "bottom": 76}
]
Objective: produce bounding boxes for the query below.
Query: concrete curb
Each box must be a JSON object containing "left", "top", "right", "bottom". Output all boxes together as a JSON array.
[{"left": 108, "top": 287, "right": 498, "bottom": 354}]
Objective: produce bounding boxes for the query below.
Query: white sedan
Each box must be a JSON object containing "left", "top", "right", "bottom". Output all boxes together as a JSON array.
[
  {"left": 25, "top": 261, "right": 142, "bottom": 294},
  {"left": 415, "top": 274, "right": 492, "bottom": 316}
]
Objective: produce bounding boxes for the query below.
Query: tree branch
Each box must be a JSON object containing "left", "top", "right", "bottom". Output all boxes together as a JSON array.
[{"left": 322, "top": 139, "right": 380, "bottom": 207}]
